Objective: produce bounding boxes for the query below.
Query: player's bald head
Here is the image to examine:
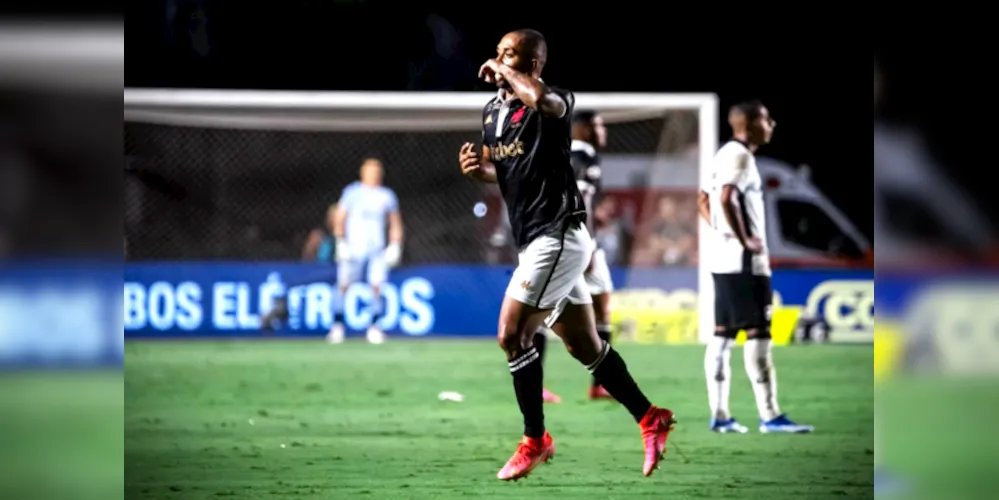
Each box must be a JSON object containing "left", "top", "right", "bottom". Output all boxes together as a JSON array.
[{"left": 504, "top": 29, "right": 547, "bottom": 73}]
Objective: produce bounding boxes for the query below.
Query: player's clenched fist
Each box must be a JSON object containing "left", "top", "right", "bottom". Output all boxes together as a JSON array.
[
  {"left": 478, "top": 58, "right": 502, "bottom": 84},
  {"left": 458, "top": 142, "right": 481, "bottom": 176},
  {"left": 459, "top": 141, "right": 497, "bottom": 183}
]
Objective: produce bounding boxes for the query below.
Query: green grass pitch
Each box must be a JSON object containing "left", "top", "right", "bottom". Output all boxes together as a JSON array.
[{"left": 125, "top": 341, "right": 873, "bottom": 499}]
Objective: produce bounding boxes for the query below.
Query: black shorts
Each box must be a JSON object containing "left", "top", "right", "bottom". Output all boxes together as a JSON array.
[{"left": 712, "top": 273, "right": 772, "bottom": 330}]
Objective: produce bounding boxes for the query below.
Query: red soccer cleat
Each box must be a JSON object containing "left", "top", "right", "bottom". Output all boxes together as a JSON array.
[
  {"left": 542, "top": 388, "right": 562, "bottom": 404},
  {"left": 588, "top": 385, "right": 614, "bottom": 400},
  {"left": 639, "top": 406, "right": 676, "bottom": 476},
  {"left": 496, "top": 432, "right": 555, "bottom": 481}
]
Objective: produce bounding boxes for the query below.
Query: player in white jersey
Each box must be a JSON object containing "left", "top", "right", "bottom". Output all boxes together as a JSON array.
[
  {"left": 328, "top": 158, "right": 404, "bottom": 344},
  {"left": 698, "top": 100, "right": 813, "bottom": 434}
]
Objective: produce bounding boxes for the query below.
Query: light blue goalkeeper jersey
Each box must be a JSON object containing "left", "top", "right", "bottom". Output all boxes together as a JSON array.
[{"left": 338, "top": 182, "right": 399, "bottom": 259}]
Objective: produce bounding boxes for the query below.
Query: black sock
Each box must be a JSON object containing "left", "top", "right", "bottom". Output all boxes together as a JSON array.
[
  {"left": 589, "top": 342, "right": 652, "bottom": 422},
  {"left": 333, "top": 311, "right": 344, "bottom": 325},
  {"left": 533, "top": 330, "right": 548, "bottom": 364},
  {"left": 592, "top": 326, "right": 612, "bottom": 387},
  {"left": 509, "top": 347, "right": 545, "bottom": 438}
]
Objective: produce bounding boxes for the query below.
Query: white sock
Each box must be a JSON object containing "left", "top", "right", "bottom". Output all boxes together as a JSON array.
[
  {"left": 704, "top": 336, "right": 733, "bottom": 421},
  {"left": 744, "top": 338, "right": 781, "bottom": 421}
]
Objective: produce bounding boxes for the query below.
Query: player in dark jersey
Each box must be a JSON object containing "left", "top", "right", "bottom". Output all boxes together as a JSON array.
[
  {"left": 456, "top": 29, "right": 675, "bottom": 481},
  {"left": 570, "top": 110, "right": 617, "bottom": 399},
  {"left": 531, "top": 110, "right": 615, "bottom": 402}
]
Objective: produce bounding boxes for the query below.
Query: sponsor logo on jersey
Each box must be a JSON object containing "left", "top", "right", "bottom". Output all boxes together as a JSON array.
[{"left": 492, "top": 140, "right": 526, "bottom": 161}]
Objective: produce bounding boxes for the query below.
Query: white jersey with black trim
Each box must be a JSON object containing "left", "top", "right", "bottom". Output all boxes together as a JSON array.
[{"left": 705, "top": 140, "right": 771, "bottom": 276}]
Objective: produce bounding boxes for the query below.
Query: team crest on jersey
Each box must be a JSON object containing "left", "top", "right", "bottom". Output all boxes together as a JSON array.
[
  {"left": 510, "top": 107, "right": 526, "bottom": 128},
  {"left": 484, "top": 114, "right": 493, "bottom": 125}
]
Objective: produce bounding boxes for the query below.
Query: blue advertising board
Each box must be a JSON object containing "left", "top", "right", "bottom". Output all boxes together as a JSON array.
[
  {"left": 873, "top": 271, "right": 999, "bottom": 376},
  {"left": 0, "top": 261, "right": 122, "bottom": 368},
  {"left": 124, "top": 263, "right": 873, "bottom": 339}
]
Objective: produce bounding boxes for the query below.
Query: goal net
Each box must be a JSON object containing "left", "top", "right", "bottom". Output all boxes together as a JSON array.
[{"left": 124, "top": 89, "right": 718, "bottom": 341}]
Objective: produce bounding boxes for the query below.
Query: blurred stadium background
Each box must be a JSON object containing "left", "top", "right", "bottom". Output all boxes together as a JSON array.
[
  {"left": 1, "top": 3, "right": 999, "bottom": 500},
  {"left": 120, "top": 5, "right": 883, "bottom": 497}
]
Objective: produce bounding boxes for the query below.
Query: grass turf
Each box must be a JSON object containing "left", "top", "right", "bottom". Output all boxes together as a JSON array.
[{"left": 125, "top": 341, "right": 873, "bottom": 499}]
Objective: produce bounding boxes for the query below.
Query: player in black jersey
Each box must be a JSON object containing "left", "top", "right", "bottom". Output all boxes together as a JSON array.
[
  {"left": 457, "top": 29, "right": 675, "bottom": 481},
  {"left": 531, "top": 110, "right": 615, "bottom": 401},
  {"left": 571, "top": 110, "right": 618, "bottom": 399}
]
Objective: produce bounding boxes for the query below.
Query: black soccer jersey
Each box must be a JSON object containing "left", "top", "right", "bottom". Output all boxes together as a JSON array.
[
  {"left": 570, "top": 139, "right": 602, "bottom": 231},
  {"left": 481, "top": 87, "right": 586, "bottom": 248}
]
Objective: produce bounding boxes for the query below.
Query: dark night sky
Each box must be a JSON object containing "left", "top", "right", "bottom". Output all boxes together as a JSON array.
[{"left": 126, "top": 2, "right": 873, "bottom": 237}]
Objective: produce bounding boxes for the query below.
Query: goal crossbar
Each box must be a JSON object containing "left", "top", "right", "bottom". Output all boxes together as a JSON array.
[
  {"left": 125, "top": 89, "right": 715, "bottom": 111},
  {"left": 125, "top": 89, "right": 717, "bottom": 135}
]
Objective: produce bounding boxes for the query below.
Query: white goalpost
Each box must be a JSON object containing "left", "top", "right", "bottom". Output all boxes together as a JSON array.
[{"left": 124, "top": 89, "right": 719, "bottom": 343}]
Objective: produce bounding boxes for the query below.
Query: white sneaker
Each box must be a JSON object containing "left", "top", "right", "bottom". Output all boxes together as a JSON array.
[
  {"left": 366, "top": 325, "right": 385, "bottom": 344},
  {"left": 710, "top": 418, "right": 749, "bottom": 434},
  {"left": 326, "top": 323, "right": 345, "bottom": 344}
]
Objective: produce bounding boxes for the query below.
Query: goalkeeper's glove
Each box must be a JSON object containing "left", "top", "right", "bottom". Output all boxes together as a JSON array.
[
  {"left": 384, "top": 242, "right": 402, "bottom": 268},
  {"left": 335, "top": 238, "right": 351, "bottom": 263}
]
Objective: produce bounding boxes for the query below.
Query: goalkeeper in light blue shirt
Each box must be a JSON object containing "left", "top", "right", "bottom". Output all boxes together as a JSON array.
[{"left": 329, "top": 158, "right": 404, "bottom": 343}]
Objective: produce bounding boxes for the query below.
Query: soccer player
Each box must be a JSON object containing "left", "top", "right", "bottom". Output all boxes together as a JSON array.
[
  {"left": 571, "top": 110, "right": 616, "bottom": 400},
  {"left": 329, "top": 157, "right": 403, "bottom": 344},
  {"left": 531, "top": 110, "right": 615, "bottom": 402},
  {"left": 458, "top": 29, "right": 675, "bottom": 481},
  {"left": 698, "top": 100, "right": 813, "bottom": 434}
]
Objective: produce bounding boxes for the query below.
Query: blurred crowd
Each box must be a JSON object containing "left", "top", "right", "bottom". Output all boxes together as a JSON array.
[{"left": 629, "top": 194, "right": 699, "bottom": 267}]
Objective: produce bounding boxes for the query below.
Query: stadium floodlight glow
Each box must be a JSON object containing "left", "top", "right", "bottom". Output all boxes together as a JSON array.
[{"left": 124, "top": 88, "right": 720, "bottom": 343}]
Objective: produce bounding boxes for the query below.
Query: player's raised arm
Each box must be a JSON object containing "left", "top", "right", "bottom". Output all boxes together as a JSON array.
[
  {"left": 486, "top": 61, "right": 563, "bottom": 117},
  {"left": 480, "top": 29, "right": 567, "bottom": 118}
]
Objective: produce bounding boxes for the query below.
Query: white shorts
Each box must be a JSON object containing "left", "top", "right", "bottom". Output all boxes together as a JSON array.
[
  {"left": 584, "top": 248, "right": 614, "bottom": 295},
  {"left": 505, "top": 223, "right": 594, "bottom": 311},
  {"left": 337, "top": 253, "right": 388, "bottom": 288}
]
